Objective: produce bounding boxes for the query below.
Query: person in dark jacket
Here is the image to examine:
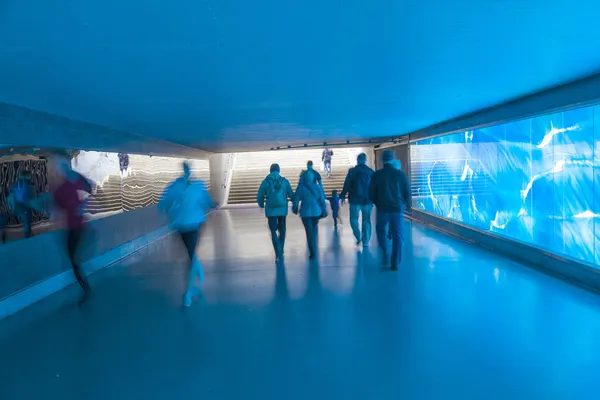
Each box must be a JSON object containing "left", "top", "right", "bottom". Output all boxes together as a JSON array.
[
  {"left": 369, "top": 150, "right": 412, "bottom": 270},
  {"left": 341, "top": 153, "right": 375, "bottom": 247},
  {"left": 257, "top": 163, "right": 294, "bottom": 262}
]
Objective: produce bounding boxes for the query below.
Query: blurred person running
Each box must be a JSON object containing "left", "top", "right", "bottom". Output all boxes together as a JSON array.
[{"left": 159, "top": 161, "right": 217, "bottom": 308}]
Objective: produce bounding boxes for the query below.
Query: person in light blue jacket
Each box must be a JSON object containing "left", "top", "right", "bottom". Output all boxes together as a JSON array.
[
  {"left": 158, "top": 162, "right": 217, "bottom": 307},
  {"left": 292, "top": 169, "right": 328, "bottom": 259},
  {"left": 257, "top": 163, "right": 294, "bottom": 262}
]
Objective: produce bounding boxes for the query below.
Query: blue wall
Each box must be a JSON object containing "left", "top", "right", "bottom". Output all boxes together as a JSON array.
[{"left": 410, "top": 105, "right": 600, "bottom": 267}]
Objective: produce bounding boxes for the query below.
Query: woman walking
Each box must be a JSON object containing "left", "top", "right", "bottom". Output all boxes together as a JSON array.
[{"left": 292, "top": 169, "right": 327, "bottom": 260}]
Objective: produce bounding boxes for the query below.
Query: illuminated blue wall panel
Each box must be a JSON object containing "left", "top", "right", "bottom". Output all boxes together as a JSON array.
[{"left": 410, "top": 105, "right": 600, "bottom": 267}]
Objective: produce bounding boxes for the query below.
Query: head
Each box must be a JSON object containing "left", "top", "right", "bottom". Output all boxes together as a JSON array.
[
  {"left": 382, "top": 150, "right": 395, "bottom": 165},
  {"left": 182, "top": 162, "right": 191, "bottom": 179},
  {"left": 357, "top": 153, "right": 367, "bottom": 165},
  {"left": 307, "top": 160, "right": 314, "bottom": 170},
  {"left": 270, "top": 163, "right": 280, "bottom": 174},
  {"left": 332, "top": 189, "right": 338, "bottom": 197},
  {"left": 303, "top": 169, "right": 315, "bottom": 184}
]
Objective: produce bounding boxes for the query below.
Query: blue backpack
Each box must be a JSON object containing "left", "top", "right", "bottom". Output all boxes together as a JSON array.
[{"left": 353, "top": 168, "right": 371, "bottom": 202}]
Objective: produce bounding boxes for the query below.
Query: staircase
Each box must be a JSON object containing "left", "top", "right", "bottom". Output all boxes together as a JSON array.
[{"left": 228, "top": 149, "right": 356, "bottom": 205}]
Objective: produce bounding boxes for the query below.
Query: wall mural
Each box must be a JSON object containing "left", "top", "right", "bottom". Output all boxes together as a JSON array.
[
  {"left": 0, "top": 149, "right": 210, "bottom": 243},
  {"left": 410, "top": 104, "right": 600, "bottom": 267}
]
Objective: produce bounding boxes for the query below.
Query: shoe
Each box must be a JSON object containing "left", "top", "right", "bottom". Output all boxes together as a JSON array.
[
  {"left": 391, "top": 265, "right": 399, "bottom": 271},
  {"left": 183, "top": 293, "right": 192, "bottom": 307}
]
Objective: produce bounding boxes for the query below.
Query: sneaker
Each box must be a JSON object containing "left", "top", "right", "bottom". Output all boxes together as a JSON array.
[{"left": 183, "top": 293, "right": 192, "bottom": 307}]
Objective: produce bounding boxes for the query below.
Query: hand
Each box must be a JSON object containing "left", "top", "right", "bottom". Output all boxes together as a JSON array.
[{"left": 341, "top": 198, "right": 346, "bottom": 205}]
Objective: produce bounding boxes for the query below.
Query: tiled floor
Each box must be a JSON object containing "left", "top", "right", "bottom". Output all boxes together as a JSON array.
[{"left": 1, "top": 208, "right": 600, "bottom": 399}]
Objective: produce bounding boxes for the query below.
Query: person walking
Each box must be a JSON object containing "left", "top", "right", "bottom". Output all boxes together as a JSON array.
[
  {"left": 50, "top": 157, "right": 94, "bottom": 304},
  {"left": 292, "top": 169, "right": 328, "bottom": 260},
  {"left": 10, "top": 171, "right": 35, "bottom": 238},
  {"left": 256, "top": 163, "right": 294, "bottom": 263},
  {"left": 158, "top": 161, "right": 216, "bottom": 307},
  {"left": 369, "top": 150, "right": 411, "bottom": 270},
  {"left": 340, "top": 153, "right": 374, "bottom": 248},
  {"left": 322, "top": 148, "right": 334, "bottom": 177},
  {"left": 328, "top": 189, "right": 342, "bottom": 229}
]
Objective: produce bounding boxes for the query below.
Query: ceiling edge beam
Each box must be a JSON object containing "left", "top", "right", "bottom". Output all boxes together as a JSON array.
[
  {"left": 407, "top": 71, "right": 600, "bottom": 142},
  {"left": 0, "top": 102, "right": 211, "bottom": 159}
]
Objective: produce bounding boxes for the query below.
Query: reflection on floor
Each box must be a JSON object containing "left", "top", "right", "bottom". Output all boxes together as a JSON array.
[{"left": 1, "top": 208, "right": 600, "bottom": 399}]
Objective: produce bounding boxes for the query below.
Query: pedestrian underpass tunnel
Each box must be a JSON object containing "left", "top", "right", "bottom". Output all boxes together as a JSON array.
[{"left": 2, "top": 1, "right": 600, "bottom": 398}]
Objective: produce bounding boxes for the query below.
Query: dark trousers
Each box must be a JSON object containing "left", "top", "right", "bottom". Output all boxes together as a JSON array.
[
  {"left": 15, "top": 206, "right": 32, "bottom": 238},
  {"left": 67, "top": 228, "right": 91, "bottom": 295},
  {"left": 268, "top": 216, "right": 287, "bottom": 256},
  {"left": 376, "top": 212, "right": 405, "bottom": 267},
  {"left": 180, "top": 229, "right": 200, "bottom": 262},
  {"left": 302, "top": 217, "right": 320, "bottom": 257}
]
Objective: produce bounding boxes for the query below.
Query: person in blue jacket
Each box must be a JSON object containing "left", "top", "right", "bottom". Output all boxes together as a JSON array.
[
  {"left": 292, "top": 169, "right": 328, "bottom": 260},
  {"left": 257, "top": 163, "right": 294, "bottom": 263},
  {"left": 340, "top": 153, "right": 374, "bottom": 247}
]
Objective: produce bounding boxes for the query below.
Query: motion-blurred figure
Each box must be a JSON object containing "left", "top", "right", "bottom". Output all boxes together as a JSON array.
[
  {"left": 159, "top": 162, "right": 216, "bottom": 307},
  {"left": 341, "top": 153, "right": 374, "bottom": 248},
  {"left": 322, "top": 148, "right": 334, "bottom": 177},
  {"left": 256, "top": 163, "right": 294, "bottom": 263},
  {"left": 369, "top": 150, "right": 411, "bottom": 271},
  {"left": 293, "top": 169, "right": 328, "bottom": 260},
  {"left": 50, "top": 158, "right": 93, "bottom": 304},
  {"left": 8, "top": 171, "right": 35, "bottom": 238}
]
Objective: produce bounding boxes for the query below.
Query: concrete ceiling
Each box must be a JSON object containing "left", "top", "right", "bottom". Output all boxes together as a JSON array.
[{"left": 1, "top": 0, "right": 600, "bottom": 153}]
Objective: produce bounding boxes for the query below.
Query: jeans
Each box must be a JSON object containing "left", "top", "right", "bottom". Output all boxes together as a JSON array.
[
  {"left": 324, "top": 161, "right": 332, "bottom": 176},
  {"left": 302, "top": 217, "right": 320, "bottom": 257},
  {"left": 180, "top": 229, "right": 200, "bottom": 261},
  {"left": 376, "top": 211, "right": 405, "bottom": 267},
  {"left": 350, "top": 204, "right": 373, "bottom": 245},
  {"left": 268, "top": 216, "right": 287, "bottom": 256}
]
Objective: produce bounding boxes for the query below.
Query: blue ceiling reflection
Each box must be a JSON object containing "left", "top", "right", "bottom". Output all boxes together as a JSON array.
[{"left": 1, "top": 0, "right": 600, "bottom": 152}]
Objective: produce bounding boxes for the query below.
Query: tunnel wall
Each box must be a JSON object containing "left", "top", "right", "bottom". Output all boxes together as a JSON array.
[
  {"left": 0, "top": 205, "right": 170, "bottom": 319},
  {"left": 408, "top": 101, "right": 600, "bottom": 290}
]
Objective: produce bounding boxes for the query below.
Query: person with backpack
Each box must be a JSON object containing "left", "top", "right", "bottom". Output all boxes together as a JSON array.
[
  {"left": 340, "top": 153, "right": 374, "bottom": 248},
  {"left": 256, "top": 163, "right": 294, "bottom": 263},
  {"left": 369, "top": 150, "right": 412, "bottom": 271},
  {"left": 292, "top": 169, "right": 328, "bottom": 260}
]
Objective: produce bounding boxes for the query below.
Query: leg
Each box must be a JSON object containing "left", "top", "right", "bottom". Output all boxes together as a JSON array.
[
  {"left": 361, "top": 204, "right": 373, "bottom": 246},
  {"left": 278, "top": 216, "right": 287, "bottom": 253},
  {"left": 181, "top": 228, "right": 202, "bottom": 307},
  {"left": 268, "top": 217, "right": 282, "bottom": 257},
  {"left": 333, "top": 210, "right": 338, "bottom": 228},
  {"left": 389, "top": 213, "right": 404, "bottom": 270},
  {"left": 67, "top": 229, "right": 91, "bottom": 303},
  {"left": 349, "top": 204, "right": 361, "bottom": 244},
  {"left": 302, "top": 218, "right": 317, "bottom": 258},
  {"left": 312, "top": 217, "right": 320, "bottom": 254},
  {"left": 375, "top": 211, "right": 390, "bottom": 261}
]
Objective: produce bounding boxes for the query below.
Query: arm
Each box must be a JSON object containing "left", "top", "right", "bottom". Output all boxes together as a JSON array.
[
  {"left": 256, "top": 180, "right": 266, "bottom": 208},
  {"left": 400, "top": 173, "right": 412, "bottom": 211},
  {"left": 292, "top": 182, "right": 301, "bottom": 214},
  {"left": 285, "top": 180, "right": 294, "bottom": 200},
  {"left": 368, "top": 173, "right": 377, "bottom": 205},
  {"left": 340, "top": 168, "right": 354, "bottom": 201}
]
